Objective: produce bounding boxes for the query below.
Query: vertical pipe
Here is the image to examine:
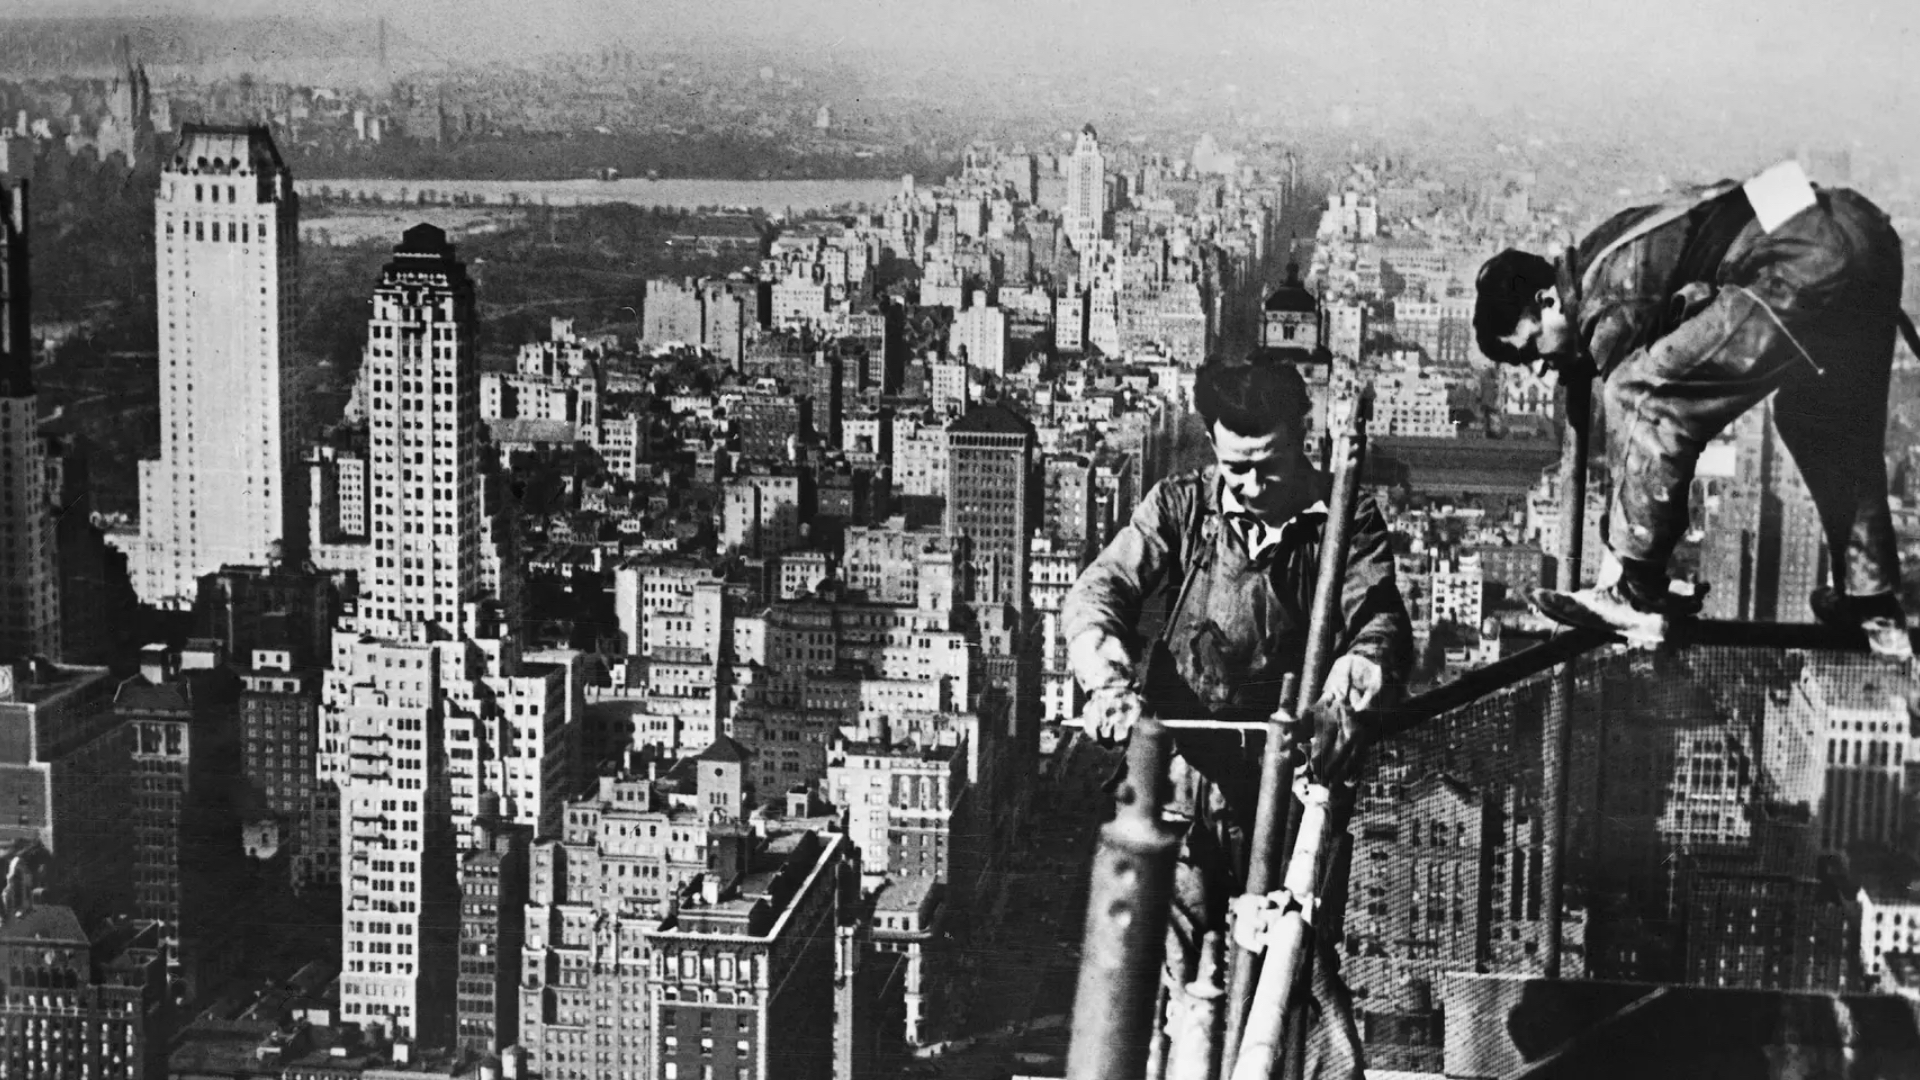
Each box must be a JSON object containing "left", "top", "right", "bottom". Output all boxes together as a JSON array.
[
  {"left": 1167, "top": 932, "right": 1228, "bottom": 1080},
  {"left": 1222, "top": 675, "right": 1300, "bottom": 1078},
  {"left": 1542, "top": 376, "right": 1592, "bottom": 979},
  {"left": 1066, "top": 716, "right": 1181, "bottom": 1080},
  {"left": 1147, "top": 983, "right": 1173, "bottom": 1080},
  {"left": 1272, "top": 392, "right": 1369, "bottom": 1080},
  {"left": 1296, "top": 391, "right": 1372, "bottom": 716},
  {"left": 1228, "top": 788, "right": 1335, "bottom": 1080},
  {"left": 1247, "top": 393, "right": 1368, "bottom": 1078},
  {"left": 1288, "top": 810, "right": 1357, "bottom": 1080}
]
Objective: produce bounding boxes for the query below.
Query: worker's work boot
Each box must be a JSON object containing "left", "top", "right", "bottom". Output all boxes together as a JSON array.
[
  {"left": 1531, "top": 554, "right": 1698, "bottom": 646},
  {"left": 1810, "top": 587, "right": 1915, "bottom": 660}
]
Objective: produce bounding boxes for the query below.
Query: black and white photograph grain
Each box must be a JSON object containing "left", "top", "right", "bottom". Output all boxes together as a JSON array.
[{"left": 1, "top": 1, "right": 1918, "bottom": 1077}]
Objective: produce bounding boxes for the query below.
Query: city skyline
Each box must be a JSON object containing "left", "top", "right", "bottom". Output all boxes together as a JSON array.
[
  {"left": 4, "top": 15, "right": 1920, "bottom": 1078},
  {"left": 8, "top": 1, "right": 1920, "bottom": 165}
]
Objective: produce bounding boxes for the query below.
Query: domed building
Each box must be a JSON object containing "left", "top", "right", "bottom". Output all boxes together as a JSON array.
[
  {"left": 1259, "top": 262, "right": 1328, "bottom": 358},
  {"left": 1255, "top": 263, "right": 1337, "bottom": 444}
]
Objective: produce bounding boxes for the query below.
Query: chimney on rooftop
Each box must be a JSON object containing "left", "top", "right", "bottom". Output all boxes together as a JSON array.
[{"left": 138, "top": 643, "right": 176, "bottom": 685}]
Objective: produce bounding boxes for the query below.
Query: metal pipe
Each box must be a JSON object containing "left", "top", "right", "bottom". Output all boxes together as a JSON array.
[
  {"left": 1294, "top": 801, "right": 1359, "bottom": 1078},
  {"left": 1296, "top": 391, "right": 1373, "bottom": 717},
  {"left": 1361, "top": 626, "right": 1614, "bottom": 738},
  {"left": 1542, "top": 375, "right": 1591, "bottom": 980},
  {"left": 1148, "top": 983, "right": 1174, "bottom": 1080},
  {"left": 1282, "top": 391, "right": 1371, "bottom": 873},
  {"left": 1167, "top": 932, "right": 1228, "bottom": 1080},
  {"left": 1222, "top": 675, "right": 1300, "bottom": 1077},
  {"left": 1066, "top": 716, "right": 1182, "bottom": 1080},
  {"left": 1266, "top": 392, "right": 1370, "bottom": 1079},
  {"left": 1228, "top": 782, "right": 1336, "bottom": 1080}
]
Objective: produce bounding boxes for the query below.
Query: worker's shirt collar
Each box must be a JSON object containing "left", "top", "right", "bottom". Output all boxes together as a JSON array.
[{"left": 1216, "top": 478, "right": 1328, "bottom": 563}]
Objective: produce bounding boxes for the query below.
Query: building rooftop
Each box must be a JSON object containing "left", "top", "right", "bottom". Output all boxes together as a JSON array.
[
  {"left": 488, "top": 417, "right": 577, "bottom": 444},
  {"left": 1, "top": 903, "right": 87, "bottom": 944},
  {"left": 872, "top": 874, "right": 942, "bottom": 913},
  {"left": 697, "top": 734, "right": 754, "bottom": 765},
  {"left": 165, "top": 1022, "right": 277, "bottom": 1077},
  {"left": 113, "top": 675, "right": 191, "bottom": 715},
  {"left": 948, "top": 402, "right": 1036, "bottom": 438},
  {"left": 169, "top": 123, "right": 285, "bottom": 177},
  {"left": 1263, "top": 263, "right": 1318, "bottom": 314},
  {"left": 838, "top": 739, "right": 959, "bottom": 763},
  {"left": 1805, "top": 661, "right": 1918, "bottom": 714},
  {"left": 0, "top": 661, "right": 111, "bottom": 707}
]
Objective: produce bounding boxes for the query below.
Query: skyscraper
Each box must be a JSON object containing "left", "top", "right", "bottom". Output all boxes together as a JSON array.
[
  {"left": 0, "top": 179, "right": 60, "bottom": 661},
  {"left": 1698, "top": 403, "right": 1830, "bottom": 624},
  {"left": 323, "top": 226, "right": 576, "bottom": 1042},
  {"left": 1695, "top": 408, "right": 1766, "bottom": 622},
  {"left": 360, "top": 223, "right": 481, "bottom": 635},
  {"left": 1064, "top": 124, "right": 1106, "bottom": 254},
  {"left": 127, "top": 125, "right": 300, "bottom": 610},
  {"left": 945, "top": 404, "right": 1036, "bottom": 613}
]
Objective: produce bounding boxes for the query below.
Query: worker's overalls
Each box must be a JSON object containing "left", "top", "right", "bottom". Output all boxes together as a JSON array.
[
  {"left": 1583, "top": 180, "right": 1905, "bottom": 603},
  {"left": 1123, "top": 501, "right": 1365, "bottom": 1077}
]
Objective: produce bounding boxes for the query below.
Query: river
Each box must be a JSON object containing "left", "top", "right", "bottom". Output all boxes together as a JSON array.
[{"left": 297, "top": 175, "right": 905, "bottom": 214}]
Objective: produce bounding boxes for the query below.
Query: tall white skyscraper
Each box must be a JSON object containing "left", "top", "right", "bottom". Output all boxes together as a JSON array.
[
  {"left": 1065, "top": 124, "right": 1107, "bottom": 254},
  {"left": 126, "top": 124, "right": 299, "bottom": 609},
  {"left": 0, "top": 179, "right": 60, "bottom": 662},
  {"left": 323, "top": 226, "right": 577, "bottom": 1043}
]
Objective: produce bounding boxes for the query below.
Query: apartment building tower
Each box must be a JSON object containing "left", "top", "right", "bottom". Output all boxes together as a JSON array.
[
  {"left": 0, "top": 179, "right": 59, "bottom": 663},
  {"left": 945, "top": 404, "right": 1036, "bottom": 613},
  {"left": 1064, "top": 125, "right": 1106, "bottom": 254},
  {"left": 127, "top": 125, "right": 300, "bottom": 609},
  {"left": 325, "top": 225, "right": 576, "bottom": 1043}
]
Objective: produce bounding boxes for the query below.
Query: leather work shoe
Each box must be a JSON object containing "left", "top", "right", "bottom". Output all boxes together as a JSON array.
[
  {"left": 1530, "top": 584, "right": 1669, "bottom": 646},
  {"left": 1810, "top": 587, "right": 1915, "bottom": 660}
]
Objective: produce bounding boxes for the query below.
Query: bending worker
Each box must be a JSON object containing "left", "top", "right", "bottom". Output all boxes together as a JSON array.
[
  {"left": 1476, "top": 160, "right": 1912, "bottom": 656},
  {"left": 1062, "top": 358, "right": 1413, "bottom": 1065}
]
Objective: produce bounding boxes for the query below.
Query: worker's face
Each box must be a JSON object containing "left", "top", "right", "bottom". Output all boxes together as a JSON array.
[
  {"left": 1500, "top": 288, "right": 1576, "bottom": 368},
  {"left": 1211, "top": 418, "right": 1305, "bottom": 517}
]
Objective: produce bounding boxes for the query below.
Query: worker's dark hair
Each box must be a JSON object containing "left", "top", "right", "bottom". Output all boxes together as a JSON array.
[
  {"left": 1474, "top": 249, "right": 1558, "bottom": 366},
  {"left": 1195, "top": 357, "right": 1310, "bottom": 439}
]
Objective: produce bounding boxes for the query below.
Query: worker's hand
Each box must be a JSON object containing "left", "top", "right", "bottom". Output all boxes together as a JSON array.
[
  {"left": 1083, "top": 686, "right": 1145, "bottom": 745},
  {"left": 1285, "top": 698, "right": 1369, "bottom": 784},
  {"left": 1068, "top": 630, "right": 1135, "bottom": 697},
  {"left": 1319, "top": 654, "right": 1383, "bottom": 711}
]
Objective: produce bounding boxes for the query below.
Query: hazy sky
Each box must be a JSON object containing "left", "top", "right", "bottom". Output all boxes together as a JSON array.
[{"left": 15, "top": 0, "right": 1920, "bottom": 145}]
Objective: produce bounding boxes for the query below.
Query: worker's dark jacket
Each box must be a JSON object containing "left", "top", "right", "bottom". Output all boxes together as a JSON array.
[
  {"left": 1062, "top": 465, "right": 1412, "bottom": 815},
  {"left": 1555, "top": 179, "right": 1899, "bottom": 379},
  {"left": 1556, "top": 176, "right": 1904, "bottom": 595}
]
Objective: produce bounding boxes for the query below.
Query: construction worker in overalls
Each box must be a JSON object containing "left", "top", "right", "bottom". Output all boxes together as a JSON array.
[
  {"left": 1063, "top": 359, "right": 1414, "bottom": 1074},
  {"left": 1477, "top": 161, "right": 1914, "bottom": 657}
]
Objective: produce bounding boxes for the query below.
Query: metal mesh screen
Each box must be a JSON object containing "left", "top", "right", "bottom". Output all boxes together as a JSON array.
[{"left": 1342, "top": 644, "right": 1903, "bottom": 1073}]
